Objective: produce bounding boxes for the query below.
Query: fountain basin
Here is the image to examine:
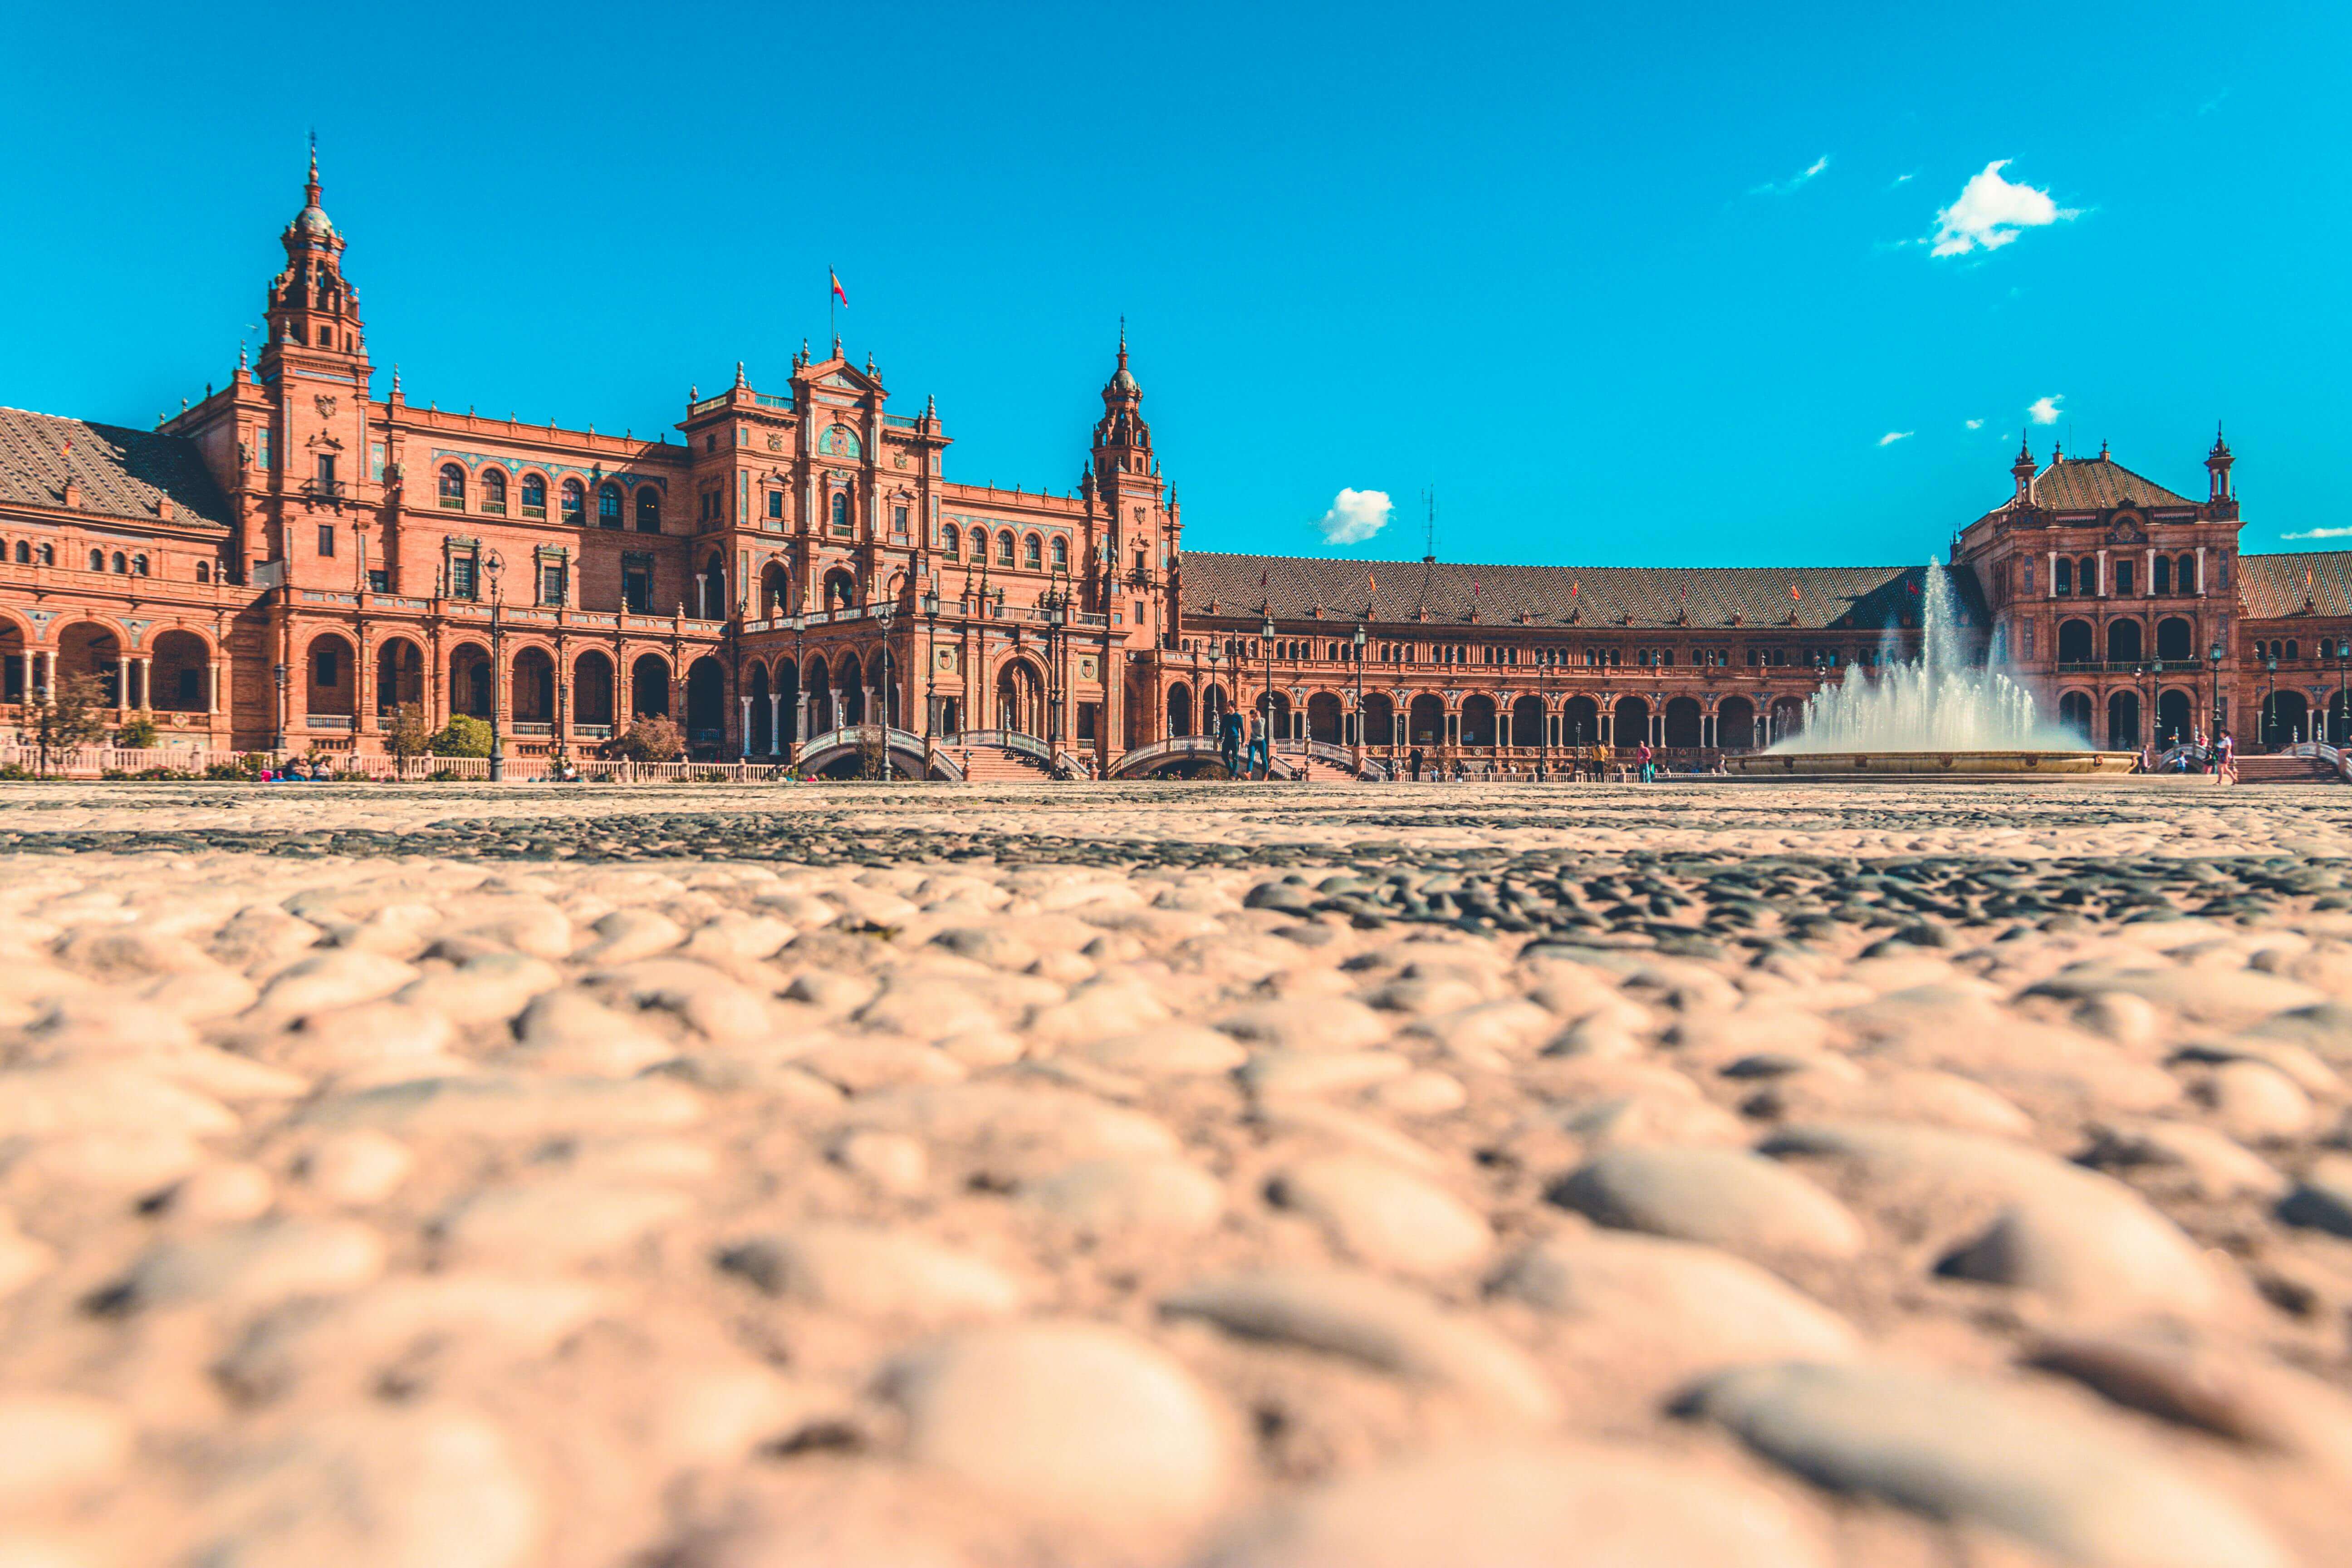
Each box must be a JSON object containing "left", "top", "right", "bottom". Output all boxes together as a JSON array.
[{"left": 1725, "top": 750, "right": 2138, "bottom": 779}]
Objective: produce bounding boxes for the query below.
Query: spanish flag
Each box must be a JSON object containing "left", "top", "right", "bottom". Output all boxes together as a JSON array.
[{"left": 829, "top": 269, "right": 848, "bottom": 306}]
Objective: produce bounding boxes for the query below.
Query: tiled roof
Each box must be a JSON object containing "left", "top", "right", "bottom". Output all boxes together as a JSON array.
[
  {"left": 2240, "top": 551, "right": 2352, "bottom": 620},
  {"left": 2025, "top": 455, "right": 2198, "bottom": 513},
  {"left": 0, "top": 407, "right": 231, "bottom": 529},
  {"left": 1179, "top": 552, "right": 1982, "bottom": 632}
]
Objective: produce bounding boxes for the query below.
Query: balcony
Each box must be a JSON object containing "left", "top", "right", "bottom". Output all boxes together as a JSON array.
[
  {"left": 305, "top": 714, "right": 354, "bottom": 730},
  {"left": 513, "top": 721, "right": 554, "bottom": 736}
]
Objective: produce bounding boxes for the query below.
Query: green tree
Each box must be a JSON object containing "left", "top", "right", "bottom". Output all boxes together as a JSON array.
[
  {"left": 31, "top": 674, "right": 109, "bottom": 777},
  {"left": 611, "top": 715, "right": 684, "bottom": 762},
  {"left": 427, "top": 714, "right": 495, "bottom": 757},
  {"left": 113, "top": 713, "right": 160, "bottom": 748},
  {"left": 385, "top": 703, "right": 432, "bottom": 767}
]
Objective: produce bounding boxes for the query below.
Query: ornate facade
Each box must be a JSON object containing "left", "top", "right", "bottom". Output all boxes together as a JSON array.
[{"left": 0, "top": 156, "right": 2346, "bottom": 776}]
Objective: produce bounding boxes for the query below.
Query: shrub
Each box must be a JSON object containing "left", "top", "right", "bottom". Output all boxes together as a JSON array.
[
  {"left": 205, "top": 755, "right": 264, "bottom": 781},
  {"left": 609, "top": 716, "right": 684, "bottom": 763},
  {"left": 114, "top": 714, "right": 160, "bottom": 748},
  {"left": 428, "top": 715, "right": 495, "bottom": 757},
  {"left": 384, "top": 703, "right": 431, "bottom": 764}
]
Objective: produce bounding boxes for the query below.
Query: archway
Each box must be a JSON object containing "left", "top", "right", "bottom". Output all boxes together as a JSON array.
[
  {"left": 1363, "top": 691, "right": 1396, "bottom": 748},
  {"left": 700, "top": 554, "right": 727, "bottom": 621},
  {"left": 1255, "top": 689, "right": 1293, "bottom": 740},
  {"left": 773, "top": 659, "right": 800, "bottom": 745},
  {"left": 2158, "top": 688, "right": 2194, "bottom": 748},
  {"left": 374, "top": 637, "right": 423, "bottom": 718},
  {"left": 746, "top": 662, "right": 771, "bottom": 753},
  {"left": 2107, "top": 689, "right": 2140, "bottom": 750},
  {"left": 2058, "top": 691, "right": 2093, "bottom": 743},
  {"left": 1717, "top": 696, "right": 1757, "bottom": 751},
  {"left": 998, "top": 658, "right": 1044, "bottom": 735},
  {"left": 2331, "top": 690, "right": 2352, "bottom": 747},
  {"left": 1307, "top": 691, "right": 1343, "bottom": 743},
  {"left": 573, "top": 651, "right": 615, "bottom": 729},
  {"left": 1767, "top": 696, "right": 1801, "bottom": 744},
  {"left": 823, "top": 568, "right": 857, "bottom": 613},
  {"left": 2156, "top": 617, "right": 2194, "bottom": 661},
  {"left": 630, "top": 653, "right": 671, "bottom": 720},
  {"left": 759, "top": 561, "right": 789, "bottom": 619},
  {"left": 686, "top": 657, "right": 726, "bottom": 750},
  {"left": 152, "top": 630, "right": 212, "bottom": 714},
  {"left": 1512, "top": 694, "right": 1546, "bottom": 749},
  {"left": 1167, "top": 683, "right": 1193, "bottom": 738},
  {"left": 509, "top": 647, "right": 554, "bottom": 725},
  {"left": 59, "top": 622, "right": 122, "bottom": 705},
  {"left": 804, "top": 656, "right": 832, "bottom": 733},
  {"left": 835, "top": 653, "right": 866, "bottom": 726},
  {"left": 1200, "top": 683, "right": 1230, "bottom": 734},
  {"left": 2262, "top": 689, "right": 2309, "bottom": 748},
  {"left": 1460, "top": 694, "right": 1496, "bottom": 748},
  {"left": 1408, "top": 694, "right": 1445, "bottom": 747},
  {"left": 0, "top": 618, "right": 23, "bottom": 703},
  {"left": 1562, "top": 695, "right": 1602, "bottom": 749},
  {"left": 1663, "top": 696, "right": 1702, "bottom": 748},
  {"left": 306, "top": 632, "right": 356, "bottom": 721},
  {"left": 1613, "top": 695, "right": 1650, "bottom": 753},
  {"left": 451, "top": 643, "right": 493, "bottom": 719},
  {"left": 2057, "top": 619, "right": 2095, "bottom": 665},
  {"left": 2107, "top": 619, "right": 2143, "bottom": 663}
]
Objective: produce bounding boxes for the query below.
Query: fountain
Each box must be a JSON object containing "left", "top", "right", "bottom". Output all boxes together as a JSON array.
[{"left": 1724, "top": 562, "right": 2134, "bottom": 778}]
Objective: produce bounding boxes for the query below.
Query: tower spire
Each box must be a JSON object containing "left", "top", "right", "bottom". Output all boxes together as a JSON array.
[{"left": 306, "top": 130, "right": 321, "bottom": 208}]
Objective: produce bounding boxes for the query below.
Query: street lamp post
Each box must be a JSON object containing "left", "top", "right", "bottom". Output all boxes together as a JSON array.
[
  {"left": 787, "top": 613, "right": 806, "bottom": 764},
  {"left": 923, "top": 584, "right": 941, "bottom": 750},
  {"left": 876, "top": 604, "right": 896, "bottom": 780},
  {"left": 1205, "top": 640, "right": 1224, "bottom": 760},
  {"left": 485, "top": 551, "right": 506, "bottom": 781},
  {"left": 2336, "top": 638, "right": 2349, "bottom": 747},
  {"left": 2138, "top": 660, "right": 2156, "bottom": 753},
  {"left": 2265, "top": 654, "right": 2279, "bottom": 750},
  {"left": 273, "top": 661, "right": 289, "bottom": 756},
  {"left": 1259, "top": 613, "right": 1276, "bottom": 779},
  {"left": 1352, "top": 624, "right": 1366, "bottom": 770},
  {"left": 2208, "top": 638, "right": 2225, "bottom": 752}
]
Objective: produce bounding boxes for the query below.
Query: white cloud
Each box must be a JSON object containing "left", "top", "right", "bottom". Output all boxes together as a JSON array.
[
  {"left": 2028, "top": 394, "right": 2064, "bottom": 425},
  {"left": 1750, "top": 155, "right": 1829, "bottom": 196},
  {"left": 1878, "top": 431, "right": 1914, "bottom": 447},
  {"left": 1316, "top": 488, "right": 1392, "bottom": 545},
  {"left": 1928, "top": 160, "right": 2078, "bottom": 256},
  {"left": 1964, "top": 418, "right": 1985, "bottom": 430},
  {"left": 1891, "top": 171, "right": 1916, "bottom": 186},
  {"left": 2283, "top": 527, "right": 2352, "bottom": 541}
]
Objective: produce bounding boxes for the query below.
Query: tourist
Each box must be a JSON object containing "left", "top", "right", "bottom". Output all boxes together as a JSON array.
[
  {"left": 2219, "top": 730, "right": 2237, "bottom": 783},
  {"left": 1245, "top": 713, "right": 1267, "bottom": 779},
  {"left": 1636, "top": 740, "right": 1655, "bottom": 783},
  {"left": 1219, "top": 709, "right": 1242, "bottom": 777},
  {"left": 1408, "top": 745, "right": 1424, "bottom": 782}
]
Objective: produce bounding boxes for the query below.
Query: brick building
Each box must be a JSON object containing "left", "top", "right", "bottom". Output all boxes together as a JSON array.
[{"left": 0, "top": 156, "right": 2345, "bottom": 777}]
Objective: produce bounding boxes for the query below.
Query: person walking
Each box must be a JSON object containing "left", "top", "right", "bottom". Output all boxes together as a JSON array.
[
  {"left": 2219, "top": 729, "right": 2236, "bottom": 783},
  {"left": 1246, "top": 711, "right": 1267, "bottom": 779},
  {"left": 1408, "top": 745, "right": 1424, "bottom": 782},
  {"left": 1636, "top": 739, "right": 1655, "bottom": 783},
  {"left": 1220, "top": 708, "right": 1242, "bottom": 778}
]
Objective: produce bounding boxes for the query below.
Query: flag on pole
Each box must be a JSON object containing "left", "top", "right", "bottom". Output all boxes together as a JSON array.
[
  {"left": 1259, "top": 567, "right": 1269, "bottom": 588},
  {"left": 829, "top": 269, "right": 848, "bottom": 306},
  {"left": 1368, "top": 571, "right": 1377, "bottom": 593},
  {"left": 1790, "top": 583, "right": 1802, "bottom": 601}
]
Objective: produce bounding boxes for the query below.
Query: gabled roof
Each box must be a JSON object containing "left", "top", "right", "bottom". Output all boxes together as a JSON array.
[
  {"left": 2240, "top": 551, "right": 2352, "bottom": 620},
  {"left": 2025, "top": 454, "right": 2198, "bottom": 512},
  {"left": 0, "top": 407, "right": 232, "bottom": 529},
  {"left": 1180, "top": 552, "right": 1981, "bottom": 632}
]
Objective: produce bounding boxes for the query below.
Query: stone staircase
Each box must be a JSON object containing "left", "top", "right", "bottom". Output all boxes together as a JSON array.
[
  {"left": 2234, "top": 752, "right": 2343, "bottom": 784},
  {"left": 945, "top": 744, "right": 1056, "bottom": 783}
]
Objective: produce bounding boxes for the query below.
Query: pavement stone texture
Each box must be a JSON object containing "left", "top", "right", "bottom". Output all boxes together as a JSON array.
[{"left": 0, "top": 777, "right": 2350, "bottom": 1565}]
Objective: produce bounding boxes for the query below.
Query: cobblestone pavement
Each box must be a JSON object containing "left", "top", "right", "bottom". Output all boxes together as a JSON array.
[{"left": 2, "top": 779, "right": 2351, "bottom": 1566}]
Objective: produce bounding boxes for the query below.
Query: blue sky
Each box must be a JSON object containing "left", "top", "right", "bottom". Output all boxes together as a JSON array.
[{"left": 2, "top": 2, "right": 2344, "bottom": 567}]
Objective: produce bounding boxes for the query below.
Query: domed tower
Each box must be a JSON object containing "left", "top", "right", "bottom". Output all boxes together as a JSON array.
[
  {"left": 1086, "top": 323, "right": 1173, "bottom": 643},
  {"left": 261, "top": 142, "right": 368, "bottom": 369}
]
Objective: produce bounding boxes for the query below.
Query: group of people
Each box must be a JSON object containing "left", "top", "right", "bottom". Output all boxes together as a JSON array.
[
  {"left": 2135, "top": 730, "right": 2237, "bottom": 781},
  {"left": 1216, "top": 709, "right": 1273, "bottom": 779}
]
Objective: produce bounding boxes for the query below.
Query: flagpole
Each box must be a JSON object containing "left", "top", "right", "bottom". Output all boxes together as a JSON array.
[{"left": 827, "top": 264, "right": 835, "bottom": 350}]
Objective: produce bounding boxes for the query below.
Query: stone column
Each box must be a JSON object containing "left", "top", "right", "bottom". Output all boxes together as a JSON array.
[
  {"left": 2096, "top": 549, "right": 2109, "bottom": 598},
  {"left": 738, "top": 695, "right": 752, "bottom": 758},
  {"left": 206, "top": 660, "right": 219, "bottom": 714},
  {"left": 767, "top": 693, "right": 782, "bottom": 756},
  {"left": 137, "top": 657, "right": 151, "bottom": 711},
  {"left": 2145, "top": 548, "right": 2155, "bottom": 597},
  {"left": 116, "top": 653, "right": 130, "bottom": 712},
  {"left": 2047, "top": 551, "right": 2058, "bottom": 600},
  {"left": 2196, "top": 547, "right": 2207, "bottom": 595}
]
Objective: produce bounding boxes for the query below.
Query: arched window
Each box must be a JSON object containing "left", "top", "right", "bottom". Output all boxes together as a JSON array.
[
  {"left": 829, "top": 493, "right": 850, "bottom": 535},
  {"left": 2078, "top": 556, "right": 2098, "bottom": 593},
  {"left": 195, "top": 560, "right": 209, "bottom": 583},
  {"left": 1050, "top": 536, "right": 1068, "bottom": 571},
  {"left": 39, "top": 544, "right": 54, "bottom": 566},
  {"left": 2152, "top": 555, "right": 2171, "bottom": 595},
  {"left": 636, "top": 487, "right": 661, "bottom": 532},
  {"left": 481, "top": 468, "right": 508, "bottom": 514},
  {"left": 997, "top": 529, "right": 1016, "bottom": 565},
  {"left": 2288, "top": 640, "right": 2301, "bottom": 661},
  {"left": 1022, "top": 534, "right": 1042, "bottom": 570},
  {"left": 88, "top": 549, "right": 104, "bottom": 571},
  {"left": 438, "top": 464, "right": 466, "bottom": 509},
  {"left": 597, "top": 483, "right": 622, "bottom": 528},
  {"left": 942, "top": 525, "right": 960, "bottom": 560},
  {"left": 562, "top": 479, "right": 586, "bottom": 524},
  {"left": 520, "top": 473, "right": 547, "bottom": 518},
  {"left": 132, "top": 555, "right": 147, "bottom": 576},
  {"left": 2054, "top": 557, "right": 2073, "bottom": 595},
  {"left": 2178, "top": 553, "right": 2197, "bottom": 590},
  {"left": 10, "top": 541, "right": 24, "bottom": 564},
  {"left": 111, "top": 553, "right": 126, "bottom": 573}
]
